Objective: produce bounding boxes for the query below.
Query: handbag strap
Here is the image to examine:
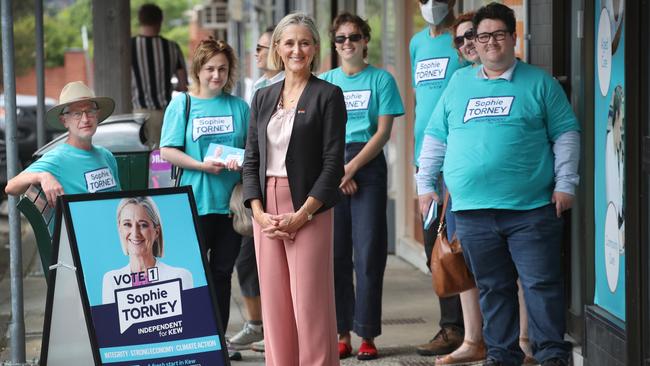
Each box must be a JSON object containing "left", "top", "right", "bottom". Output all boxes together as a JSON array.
[
  {"left": 172, "top": 92, "right": 191, "bottom": 186},
  {"left": 437, "top": 191, "right": 451, "bottom": 233},
  {"left": 182, "top": 92, "right": 190, "bottom": 151}
]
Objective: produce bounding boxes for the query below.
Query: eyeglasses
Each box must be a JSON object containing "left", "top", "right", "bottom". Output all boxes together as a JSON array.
[
  {"left": 334, "top": 34, "right": 364, "bottom": 44},
  {"left": 256, "top": 44, "right": 269, "bottom": 53},
  {"left": 453, "top": 30, "right": 475, "bottom": 49},
  {"left": 63, "top": 109, "right": 98, "bottom": 121},
  {"left": 475, "top": 30, "right": 510, "bottom": 43}
]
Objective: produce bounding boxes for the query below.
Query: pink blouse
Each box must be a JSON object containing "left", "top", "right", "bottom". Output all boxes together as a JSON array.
[{"left": 265, "top": 104, "right": 296, "bottom": 177}]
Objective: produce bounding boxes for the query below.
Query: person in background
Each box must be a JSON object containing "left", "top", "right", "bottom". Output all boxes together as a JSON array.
[
  {"left": 417, "top": 3, "right": 580, "bottom": 365},
  {"left": 228, "top": 25, "right": 285, "bottom": 355},
  {"left": 160, "top": 38, "right": 249, "bottom": 344},
  {"left": 132, "top": 3, "right": 188, "bottom": 149},
  {"left": 242, "top": 12, "right": 346, "bottom": 366},
  {"left": 410, "top": 0, "right": 467, "bottom": 357},
  {"left": 320, "top": 12, "right": 404, "bottom": 361},
  {"left": 5, "top": 81, "right": 120, "bottom": 206},
  {"left": 249, "top": 25, "right": 286, "bottom": 103}
]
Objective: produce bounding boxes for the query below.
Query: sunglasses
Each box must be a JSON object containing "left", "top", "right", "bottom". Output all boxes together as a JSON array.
[
  {"left": 256, "top": 44, "right": 269, "bottom": 53},
  {"left": 334, "top": 34, "right": 364, "bottom": 44},
  {"left": 453, "top": 30, "right": 475, "bottom": 49},
  {"left": 419, "top": 0, "right": 449, "bottom": 4}
]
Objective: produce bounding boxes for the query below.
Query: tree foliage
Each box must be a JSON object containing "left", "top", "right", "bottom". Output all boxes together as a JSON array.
[{"left": 1, "top": 0, "right": 199, "bottom": 79}]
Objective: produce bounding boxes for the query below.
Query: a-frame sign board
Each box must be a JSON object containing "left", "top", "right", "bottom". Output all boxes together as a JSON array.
[{"left": 40, "top": 187, "right": 230, "bottom": 366}]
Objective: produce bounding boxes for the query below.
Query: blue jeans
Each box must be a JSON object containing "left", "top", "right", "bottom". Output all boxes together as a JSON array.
[
  {"left": 334, "top": 143, "right": 388, "bottom": 338},
  {"left": 454, "top": 204, "right": 571, "bottom": 365}
]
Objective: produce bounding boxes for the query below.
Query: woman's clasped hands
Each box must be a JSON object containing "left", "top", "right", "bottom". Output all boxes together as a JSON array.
[{"left": 253, "top": 209, "right": 310, "bottom": 241}]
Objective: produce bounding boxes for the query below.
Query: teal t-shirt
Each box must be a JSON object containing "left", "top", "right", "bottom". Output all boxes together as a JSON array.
[
  {"left": 320, "top": 65, "right": 404, "bottom": 143},
  {"left": 425, "top": 62, "right": 580, "bottom": 211},
  {"left": 26, "top": 143, "right": 121, "bottom": 194},
  {"left": 410, "top": 28, "right": 467, "bottom": 165},
  {"left": 160, "top": 93, "right": 250, "bottom": 215}
]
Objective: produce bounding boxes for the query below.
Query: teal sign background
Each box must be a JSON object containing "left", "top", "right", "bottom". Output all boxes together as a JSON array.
[{"left": 594, "top": 0, "right": 626, "bottom": 321}]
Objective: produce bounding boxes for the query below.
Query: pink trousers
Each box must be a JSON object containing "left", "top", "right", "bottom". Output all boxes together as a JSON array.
[{"left": 253, "top": 177, "right": 339, "bottom": 366}]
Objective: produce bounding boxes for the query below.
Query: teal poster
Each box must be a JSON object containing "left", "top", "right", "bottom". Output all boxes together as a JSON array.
[
  {"left": 66, "top": 191, "right": 229, "bottom": 365},
  {"left": 594, "top": 0, "right": 625, "bottom": 321}
]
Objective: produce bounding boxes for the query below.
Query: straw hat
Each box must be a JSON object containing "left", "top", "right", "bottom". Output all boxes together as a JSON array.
[{"left": 46, "top": 81, "right": 115, "bottom": 129}]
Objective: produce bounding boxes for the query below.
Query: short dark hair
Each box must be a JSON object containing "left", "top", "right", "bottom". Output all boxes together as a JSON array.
[
  {"left": 138, "top": 3, "right": 163, "bottom": 27},
  {"left": 473, "top": 2, "right": 516, "bottom": 34}
]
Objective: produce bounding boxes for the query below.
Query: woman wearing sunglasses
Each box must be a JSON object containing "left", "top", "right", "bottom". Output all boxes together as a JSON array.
[{"left": 320, "top": 12, "right": 404, "bottom": 361}]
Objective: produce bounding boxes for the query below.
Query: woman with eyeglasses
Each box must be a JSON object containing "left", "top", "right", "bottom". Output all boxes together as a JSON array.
[
  {"left": 320, "top": 12, "right": 404, "bottom": 361},
  {"left": 160, "top": 38, "right": 249, "bottom": 337}
]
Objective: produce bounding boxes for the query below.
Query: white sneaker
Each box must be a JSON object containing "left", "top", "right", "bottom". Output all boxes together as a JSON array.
[
  {"left": 251, "top": 339, "right": 265, "bottom": 353},
  {"left": 229, "top": 321, "right": 264, "bottom": 350}
]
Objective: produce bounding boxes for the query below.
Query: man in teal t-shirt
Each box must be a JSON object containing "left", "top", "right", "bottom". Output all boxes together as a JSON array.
[
  {"left": 409, "top": 0, "right": 465, "bottom": 357},
  {"left": 416, "top": 4, "right": 580, "bottom": 366},
  {"left": 5, "top": 81, "right": 121, "bottom": 207}
]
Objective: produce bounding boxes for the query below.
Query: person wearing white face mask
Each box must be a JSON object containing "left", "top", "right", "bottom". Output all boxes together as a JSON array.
[{"left": 410, "top": 0, "right": 468, "bottom": 358}]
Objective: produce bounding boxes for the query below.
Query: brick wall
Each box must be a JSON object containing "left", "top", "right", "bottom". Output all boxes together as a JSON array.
[{"left": 14, "top": 49, "right": 92, "bottom": 100}]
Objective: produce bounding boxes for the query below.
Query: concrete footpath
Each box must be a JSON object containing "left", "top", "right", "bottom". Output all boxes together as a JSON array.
[{"left": 0, "top": 217, "right": 448, "bottom": 365}]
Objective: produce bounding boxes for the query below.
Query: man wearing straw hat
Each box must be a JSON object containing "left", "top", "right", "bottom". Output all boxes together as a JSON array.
[{"left": 5, "top": 81, "right": 121, "bottom": 206}]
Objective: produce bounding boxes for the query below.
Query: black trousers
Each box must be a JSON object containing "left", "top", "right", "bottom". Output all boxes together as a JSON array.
[{"left": 198, "top": 213, "right": 242, "bottom": 334}]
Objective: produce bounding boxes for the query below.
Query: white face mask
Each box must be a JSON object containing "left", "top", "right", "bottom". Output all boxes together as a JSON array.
[{"left": 420, "top": 1, "right": 450, "bottom": 26}]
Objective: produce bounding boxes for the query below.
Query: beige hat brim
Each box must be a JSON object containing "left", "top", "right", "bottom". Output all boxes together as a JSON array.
[{"left": 46, "top": 96, "right": 115, "bottom": 130}]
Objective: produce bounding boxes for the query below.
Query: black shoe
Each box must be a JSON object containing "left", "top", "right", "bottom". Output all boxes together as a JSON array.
[
  {"left": 541, "top": 358, "right": 568, "bottom": 366},
  {"left": 483, "top": 358, "right": 503, "bottom": 366},
  {"left": 228, "top": 349, "right": 242, "bottom": 361}
]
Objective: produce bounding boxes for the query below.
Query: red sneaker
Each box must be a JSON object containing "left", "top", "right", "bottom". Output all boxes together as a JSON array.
[
  {"left": 357, "top": 340, "right": 378, "bottom": 361},
  {"left": 338, "top": 341, "right": 352, "bottom": 359}
]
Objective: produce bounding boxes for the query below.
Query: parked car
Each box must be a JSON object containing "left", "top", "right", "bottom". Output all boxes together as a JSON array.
[
  {"left": 0, "top": 94, "right": 60, "bottom": 167},
  {"left": 0, "top": 94, "right": 58, "bottom": 196}
]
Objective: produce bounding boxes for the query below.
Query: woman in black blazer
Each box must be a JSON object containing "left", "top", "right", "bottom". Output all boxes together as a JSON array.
[{"left": 242, "top": 12, "right": 346, "bottom": 366}]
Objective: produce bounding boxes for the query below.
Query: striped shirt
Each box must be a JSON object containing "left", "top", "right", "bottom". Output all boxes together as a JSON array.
[{"left": 131, "top": 35, "right": 186, "bottom": 110}]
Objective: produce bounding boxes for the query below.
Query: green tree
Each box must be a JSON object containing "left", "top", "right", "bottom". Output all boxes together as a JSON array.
[{"left": 0, "top": 2, "right": 39, "bottom": 79}]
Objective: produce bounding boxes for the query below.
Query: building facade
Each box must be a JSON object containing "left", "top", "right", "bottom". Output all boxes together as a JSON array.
[{"left": 197, "top": 0, "right": 646, "bottom": 363}]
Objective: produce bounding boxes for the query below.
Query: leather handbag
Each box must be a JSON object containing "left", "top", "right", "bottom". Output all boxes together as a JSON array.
[
  {"left": 230, "top": 183, "right": 253, "bottom": 237},
  {"left": 430, "top": 192, "right": 476, "bottom": 297}
]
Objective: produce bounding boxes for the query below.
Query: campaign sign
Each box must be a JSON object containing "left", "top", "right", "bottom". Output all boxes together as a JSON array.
[{"left": 40, "top": 187, "right": 230, "bottom": 366}]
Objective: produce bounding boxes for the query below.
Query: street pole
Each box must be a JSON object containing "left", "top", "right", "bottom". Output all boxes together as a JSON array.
[
  {"left": 35, "top": 0, "right": 46, "bottom": 148},
  {"left": 1, "top": 0, "right": 27, "bottom": 364}
]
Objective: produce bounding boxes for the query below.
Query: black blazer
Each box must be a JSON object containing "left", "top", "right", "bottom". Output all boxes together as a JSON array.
[{"left": 242, "top": 75, "right": 346, "bottom": 214}]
